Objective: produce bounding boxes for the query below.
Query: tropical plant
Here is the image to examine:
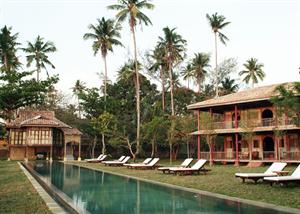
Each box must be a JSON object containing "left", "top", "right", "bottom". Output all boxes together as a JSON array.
[
  {"left": 239, "top": 58, "right": 265, "bottom": 88},
  {"left": 181, "top": 63, "right": 193, "bottom": 90},
  {"left": 220, "top": 77, "right": 239, "bottom": 95},
  {"left": 83, "top": 17, "right": 123, "bottom": 103},
  {"left": 206, "top": 13, "right": 230, "bottom": 97},
  {"left": 0, "top": 26, "right": 20, "bottom": 73},
  {"left": 108, "top": 0, "right": 154, "bottom": 156},
  {"left": 22, "top": 35, "right": 56, "bottom": 81},
  {"left": 190, "top": 53, "right": 210, "bottom": 93},
  {"left": 72, "top": 80, "right": 86, "bottom": 117},
  {"left": 158, "top": 27, "right": 186, "bottom": 116}
]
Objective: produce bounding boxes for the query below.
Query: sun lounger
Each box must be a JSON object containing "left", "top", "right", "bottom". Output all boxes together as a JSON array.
[
  {"left": 157, "top": 158, "right": 193, "bottom": 173},
  {"left": 124, "top": 158, "right": 152, "bottom": 167},
  {"left": 264, "top": 164, "right": 300, "bottom": 186},
  {"left": 235, "top": 162, "right": 287, "bottom": 183},
  {"left": 86, "top": 155, "right": 107, "bottom": 163},
  {"left": 169, "top": 159, "right": 208, "bottom": 175},
  {"left": 104, "top": 156, "right": 131, "bottom": 166},
  {"left": 102, "top": 155, "right": 125, "bottom": 164},
  {"left": 127, "top": 158, "right": 160, "bottom": 169},
  {"left": 85, "top": 154, "right": 103, "bottom": 162}
]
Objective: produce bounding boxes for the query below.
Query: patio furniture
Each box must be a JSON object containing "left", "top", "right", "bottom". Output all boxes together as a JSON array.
[
  {"left": 169, "top": 159, "right": 209, "bottom": 175},
  {"left": 103, "top": 156, "right": 131, "bottom": 166},
  {"left": 123, "top": 158, "right": 152, "bottom": 167},
  {"left": 85, "top": 154, "right": 103, "bottom": 162},
  {"left": 235, "top": 162, "right": 287, "bottom": 183},
  {"left": 157, "top": 158, "right": 193, "bottom": 174},
  {"left": 127, "top": 158, "right": 160, "bottom": 169},
  {"left": 264, "top": 164, "right": 300, "bottom": 186},
  {"left": 86, "top": 155, "right": 107, "bottom": 163}
]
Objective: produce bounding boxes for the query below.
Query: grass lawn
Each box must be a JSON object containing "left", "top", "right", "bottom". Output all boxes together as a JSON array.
[
  {"left": 0, "top": 161, "right": 51, "bottom": 214},
  {"left": 72, "top": 159, "right": 300, "bottom": 210}
]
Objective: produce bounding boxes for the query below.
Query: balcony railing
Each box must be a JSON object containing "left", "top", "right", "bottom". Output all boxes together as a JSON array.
[{"left": 204, "top": 118, "right": 299, "bottom": 130}]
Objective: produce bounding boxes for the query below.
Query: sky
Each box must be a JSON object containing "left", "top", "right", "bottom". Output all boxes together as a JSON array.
[{"left": 1, "top": 0, "right": 300, "bottom": 96}]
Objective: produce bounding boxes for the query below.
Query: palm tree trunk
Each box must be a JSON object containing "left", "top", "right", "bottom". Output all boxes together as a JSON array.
[
  {"left": 160, "top": 67, "right": 165, "bottom": 111},
  {"left": 168, "top": 62, "right": 175, "bottom": 116},
  {"left": 101, "top": 133, "right": 106, "bottom": 154},
  {"left": 198, "top": 78, "right": 201, "bottom": 94},
  {"left": 214, "top": 32, "right": 218, "bottom": 97},
  {"left": 36, "top": 61, "right": 41, "bottom": 82},
  {"left": 131, "top": 25, "right": 141, "bottom": 156},
  {"left": 103, "top": 55, "right": 108, "bottom": 106}
]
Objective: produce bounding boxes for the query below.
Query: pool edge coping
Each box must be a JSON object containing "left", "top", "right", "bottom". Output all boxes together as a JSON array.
[
  {"left": 18, "top": 162, "right": 67, "bottom": 214},
  {"left": 68, "top": 161, "right": 300, "bottom": 214}
]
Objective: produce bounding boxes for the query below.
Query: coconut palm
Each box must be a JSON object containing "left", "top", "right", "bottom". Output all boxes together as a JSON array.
[
  {"left": 72, "top": 80, "right": 86, "bottom": 118},
  {"left": 158, "top": 27, "right": 186, "bottom": 116},
  {"left": 239, "top": 58, "right": 265, "bottom": 88},
  {"left": 190, "top": 53, "right": 210, "bottom": 93},
  {"left": 0, "top": 26, "right": 21, "bottom": 73},
  {"left": 148, "top": 44, "right": 168, "bottom": 110},
  {"left": 206, "top": 13, "right": 230, "bottom": 97},
  {"left": 220, "top": 77, "right": 239, "bottom": 95},
  {"left": 22, "top": 35, "right": 56, "bottom": 81},
  {"left": 108, "top": 0, "right": 154, "bottom": 156},
  {"left": 83, "top": 17, "right": 123, "bottom": 103},
  {"left": 181, "top": 63, "right": 193, "bottom": 90}
]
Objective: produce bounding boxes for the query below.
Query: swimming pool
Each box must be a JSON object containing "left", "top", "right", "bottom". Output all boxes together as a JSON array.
[{"left": 26, "top": 161, "right": 292, "bottom": 214}]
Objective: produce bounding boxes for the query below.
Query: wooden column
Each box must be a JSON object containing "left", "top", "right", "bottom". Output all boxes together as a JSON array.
[
  {"left": 234, "top": 105, "right": 239, "bottom": 165},
  {"left": 64, "top": 141, "right": 67, "bottom": 161},
  {"left": 209, "top": 108, "right": 214, "bottom": 162},
  {"left": 50, "top": 144, "right": 53, "bottom": 162},
  {"left": 197, "top": 110, "right": 201, "bottom": 160},
  {"left": 78, "top": 139, "right": 81, "bottom": 161},
  {"left": 25, "top": 146, "right": 28, "bottom": 162}
]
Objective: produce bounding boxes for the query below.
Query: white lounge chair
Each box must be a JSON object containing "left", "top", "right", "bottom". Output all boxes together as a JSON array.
[
  {"left": 104, "top": 156, "right": 131, "bottom": 166},
  {"left": 169, "top": 159, "right": 209, "bottom": 175},
  {"left": 264, "top": 164, "right": 300, "bottom": 186},
  {"left": 235, "top": 162, "right": 287, "bottom": 183},
  {"left": 87, "top": 154, "right": 107, "bottom": 163},
  {"left": 85, "top": 154, "right": 103, "bottom": 162},
  {"left": 158, "top": 158, "right": 193, "bottom": 174},
  {"left": 128, "top": 158, "right": 160, "bottom": 170},
  {"left": 124, "top": 158, "right": 152, "bottom": 167},
  {"left": 102, "top": 156, "right": 125, "bottom": 164}
]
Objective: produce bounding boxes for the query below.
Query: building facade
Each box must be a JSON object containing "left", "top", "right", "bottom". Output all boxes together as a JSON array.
[
  {"left": 188, "top": 83, "right": 300, "bottom": 163},
  {"left": 6, "top": 110, "right": 82, "bottom": 161}
]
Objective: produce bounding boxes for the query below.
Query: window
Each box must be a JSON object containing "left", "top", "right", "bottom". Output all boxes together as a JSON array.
[{"left": 253, "top": 140, "right": 259, "bottom": 148}]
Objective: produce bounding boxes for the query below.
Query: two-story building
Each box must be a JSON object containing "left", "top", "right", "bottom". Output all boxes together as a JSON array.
[
  {"left": 188, "top": 83, "right": 300, "bottom": 164},
  {"left": 6, "top": 110, "right": 82, "bottom": 161}
]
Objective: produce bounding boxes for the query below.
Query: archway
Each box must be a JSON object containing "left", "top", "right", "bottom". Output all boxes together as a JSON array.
[
  {"left": 262, "top": 109, "right": 273, "bottom": 126},
  {"left": 263, "top": 136, "right": 275, "bottom": 159}
]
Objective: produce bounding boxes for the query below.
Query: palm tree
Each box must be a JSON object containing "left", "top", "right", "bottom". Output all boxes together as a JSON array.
[
  {"left": 158, "top": 27, "right": 186, "bottom": 116},
  {"left": 108, "top": 0, "right": 154, "bottom": 156},
  {"left": 148, "top": 44, "right": 168, "bottom": 110},
  {"left": 239, "top": 58, "right": 265, "bottom": 88},
  {"left": 0, "top": 26, "right": 21, "bottom": 73},
  {"left": 22, "top": 35, "right": 56, "bottom": 81},
  {"left": 206, "top": 13, "right": 230, "bottom": 97},
  {"left": 181, "top": 63, "right": 193, "bottom": 90},
  {"left": 190, "top": 53, "right": 210, "bottom": 93},
  {"left": 220, "top": 77, "right": 239, "bottom": 95},
  {"left": 83, "top": 17, "right": 123, "bottom": 103},
  {"left": 72, "top": 80, "right": 86, "bottom": 118}
]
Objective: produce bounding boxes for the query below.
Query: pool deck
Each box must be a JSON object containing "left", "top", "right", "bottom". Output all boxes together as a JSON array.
[
  {"left": 67, "top": 161, "right": 300, "bottom": 214},
  {"left": 18, "top": 162, "right": 67, "bottom": 214}
]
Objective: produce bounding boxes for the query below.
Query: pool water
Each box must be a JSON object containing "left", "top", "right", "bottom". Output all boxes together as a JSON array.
[{"left": 27, "top": 161, "right": 288, "bottom": 214}]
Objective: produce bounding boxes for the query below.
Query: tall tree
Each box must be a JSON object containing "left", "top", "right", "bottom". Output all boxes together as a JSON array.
[
  {"left": 0, "top": 26, "right": 20, "bottom": 73},
  {"left": 22, "top": 35, "right": 56, "bottom": 81},
  {"left": 220, "top": 77, "right": 239, "bottom": 95},
  {"left": 158, "top": 27, "right": 186, "bottom": 116},
  {"left": 83, "top": 17, "right": 123, "bottom": 103},
  {"left": 239, "top": 58, "right": 265, "bottom": 88},
  {"left": 190, "top": 53, "right": 210, "bottom": 93},
  {"left": 206, "top": 13, "right": 230, "bottom": 97},
  {"left": 181, "top": 63, "right": 193, "bottom": 90},
  {"left": 108, "top": 0, "right": 154, "bottom": 156},
  {"left": 72, "top": 80, "right": 86, "bottom": 118},
  {"left": 148, "top": 45, "right": 168, "bottom": 110}
]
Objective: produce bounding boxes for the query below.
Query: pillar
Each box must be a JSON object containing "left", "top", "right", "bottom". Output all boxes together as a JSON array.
[
  {"left": 7, "top": 145, "right": 11, "bottom": 161},
  {"left": 197, "top": 110, "right": 201, "bottom": 160},
  {"left": 234, "top": 105, "right": 239, "bottom": 166},
  {"left": 25, "top": 146, "right": 28, "bottom": 162},
  {"left": 64, "top": 142, "right": 67, "bottom": 161},
  {"left": 50, "top": 144, "right": 53, "bottom": 162},
  {"left": 78, "top": 140, "right": 81, "bottom": 161},
  {"left": 209, "top": 108, "right": 214, "bottom": 161}
]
